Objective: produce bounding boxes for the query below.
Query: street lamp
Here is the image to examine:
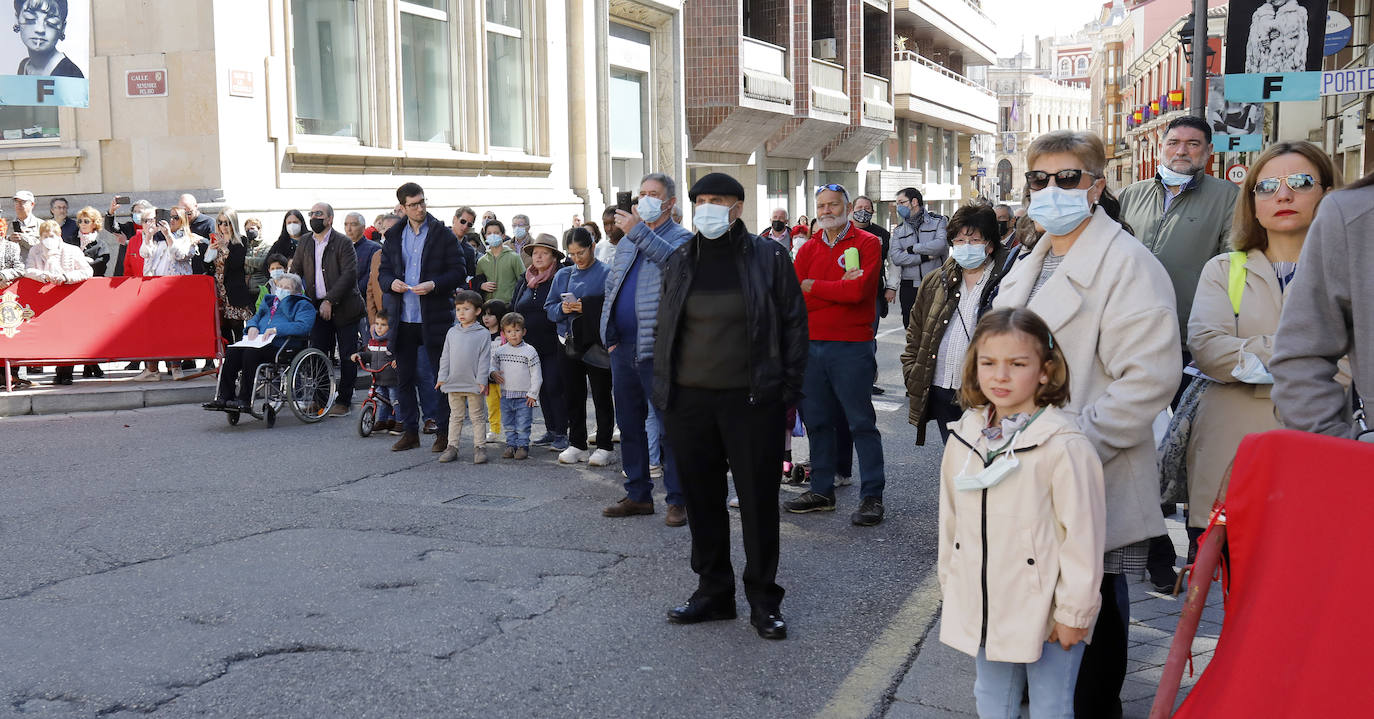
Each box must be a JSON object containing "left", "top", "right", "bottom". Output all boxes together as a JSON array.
[
  {"left": 1176, "top": 13, "right": 1216, "bottom": 65},
  {"left": 1176, "top": 5, "right": 1211, "bottom": 119}
]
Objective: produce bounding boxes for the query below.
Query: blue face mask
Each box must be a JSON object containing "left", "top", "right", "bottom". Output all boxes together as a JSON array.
[
  {"left": 1157, "top": 164, "right": 1194, "bottom": 187},
  {"left": 896, "top": 204, "right": 912, "bottom": 220},
  {"left": 693, "top": 202, "right": 736, "bottom": 239},
  {"left": 1027, "top": 186, "right": 1094, "bottom": 236},
  {"left": 274, "top": 287, "right": 291, "bottom": 300},
  {"left": 638, "top": 195, "right": 664, "bottom": 223},
  {"left": 950, "top": 243, "right": 989, "bottom": 270},
  {"left": 512, "top": 226, "right": 528, "bottom": 239}
]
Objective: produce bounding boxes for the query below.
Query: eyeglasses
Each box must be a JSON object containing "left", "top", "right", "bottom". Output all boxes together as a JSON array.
[
  {"left": 404, "top": 199, "right": 427, "bottom": 209},
  {"left": 456, "top": 218, "right": 471, "bottom": 226},
  {"left": 217, "top": 220, "right": 232, "bottom": 227},
  {"left": 1025, "top": 169, "right": 1099, "bottom": 191},
  {"left": 78, "top": 218, "right": 94, "bottom": 224},
  {"left": 1253, "top": 173, "right": 1318, "bottom": 196},
  {"left": 307, "top": 210, "right": 327, "bottom": 218},
  {"left": 950, "top": 235, "right": 989, "bottom": 246}
]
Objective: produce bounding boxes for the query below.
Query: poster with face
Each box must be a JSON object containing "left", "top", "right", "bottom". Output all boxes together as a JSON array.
[
  {"left": 0, "top": 0, "right": 89, "bottom": 107},
  {"left": 1205, "top": 76, "right": 1264, "bottom": 152},
  {"left": 1225, "top": 0, "right": 1324, "bottom": 76}
]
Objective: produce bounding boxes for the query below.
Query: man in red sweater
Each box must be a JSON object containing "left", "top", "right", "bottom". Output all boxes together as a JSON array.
[{"left": 784, "top": 184, "right": 887, "bottom": 526}]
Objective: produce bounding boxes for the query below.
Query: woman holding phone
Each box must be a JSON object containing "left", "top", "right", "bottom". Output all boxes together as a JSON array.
[{"left": 546, "top": 227, "right": 614, "bottom": 466}]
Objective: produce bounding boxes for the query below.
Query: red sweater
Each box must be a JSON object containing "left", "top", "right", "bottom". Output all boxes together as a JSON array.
[{"left": 794, "top": 224, "right": 882, "bottom": 342}]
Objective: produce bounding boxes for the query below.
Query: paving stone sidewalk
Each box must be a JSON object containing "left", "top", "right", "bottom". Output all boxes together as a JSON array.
[{"left": 887, "top": 515, "right": 1223, "bottom": 718}]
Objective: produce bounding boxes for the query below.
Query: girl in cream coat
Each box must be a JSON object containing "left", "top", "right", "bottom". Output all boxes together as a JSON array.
[
  {"left": 1186, "top": 142, "right": 1343, "bottom": 533},
  {"left": 939, "top": 308, "right": 1104, "bottom": 718}
]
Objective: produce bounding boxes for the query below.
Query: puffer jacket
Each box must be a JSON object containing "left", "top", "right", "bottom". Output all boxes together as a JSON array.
[
  {"left": 601, "top": 217, "right": 691, "bottom": 363},
  {"left": 901, "top": 247, "right": 1012, "bottom": 445},
  {"left": 939, "top": 406, "right": 1105, "bottom": 663},
  {"left": 651, "top": 219, "right": 809, "bottom": 411},
  {"left": 245, "top": 292, "right": 316, "bottom": 346},
  {"left": 889, "top": 210, "right": 949, "bottom": 282}
]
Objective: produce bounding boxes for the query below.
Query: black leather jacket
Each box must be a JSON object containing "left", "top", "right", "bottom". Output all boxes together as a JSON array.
[{"left": 652, "top": 219, "right": 809, "bottom": 411}]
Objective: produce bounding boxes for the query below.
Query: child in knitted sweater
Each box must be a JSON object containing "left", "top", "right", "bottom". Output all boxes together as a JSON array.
[{"left": 489, "top": 311, "right": 542, "bottom": 459}]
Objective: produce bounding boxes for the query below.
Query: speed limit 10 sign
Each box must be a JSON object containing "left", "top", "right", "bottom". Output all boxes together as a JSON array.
[{"left": 1226, "top": 164, "right": 1248, "bottom": 185}]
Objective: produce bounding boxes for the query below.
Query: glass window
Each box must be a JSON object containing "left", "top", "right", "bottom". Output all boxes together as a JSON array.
[
  {"left": 766, "top": 170, "right": 790, "bottom": 214},
  {"left": 944, "top": 130, "right": 956, "bottom": 184},
  {"left": 0, "top": 106, "right": 58, "bottom": 142},
  {"left": 609, "top": 70, "right": 646, "bottom": 195},
  {"left": 886, "top": 131, "right": 901, "bottom": 169},
  {"left": 291, "top": 0, "right": 365, "bottom": 138},
  {"left": 400, "top": 2, "right": 452, "bottom": 144},
  {"left": 926, "top": 126, "right": 937, "bottom": 179},
  {"left": 487, "top": 0, "right": 528, "bottom": 149}
]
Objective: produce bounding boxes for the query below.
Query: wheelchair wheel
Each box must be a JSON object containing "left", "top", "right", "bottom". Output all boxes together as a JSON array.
[
  {"left": 265, "top": 405, "right": 277, "bottom": 428},
  {"left": 286, "top": 348, "right": 335, "bottom": 424},
  {"left": 358, "top": 402, "right": 376, "bottom": 437},
  {"left": 226, "top": 410, "right": 240, "bottom": 426},
  {"left": 251, "top": 364, "right": 284, "bottom": 419}
]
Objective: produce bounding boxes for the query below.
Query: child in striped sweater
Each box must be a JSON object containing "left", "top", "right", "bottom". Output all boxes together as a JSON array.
[{"left": 489, "top": 312, "right": 542, "bottom": 459}]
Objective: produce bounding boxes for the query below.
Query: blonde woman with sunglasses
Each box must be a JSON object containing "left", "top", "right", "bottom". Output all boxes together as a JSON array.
[{"left": 1189, "top": 143, "right": 1342, "bottom": 533}]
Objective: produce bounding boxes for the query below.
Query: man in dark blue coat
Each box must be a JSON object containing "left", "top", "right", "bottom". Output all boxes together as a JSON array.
[{"left": 378, "top": 182, "right": 467, "bottom": 452}]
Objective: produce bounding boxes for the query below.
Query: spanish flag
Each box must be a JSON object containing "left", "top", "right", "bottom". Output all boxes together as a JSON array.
[
  {"left": 1168, "top": 89, "right": 1184, "bottom": 105},
  {"left": 1150, "top": 99, "right": 1160, "bottom": 114}
]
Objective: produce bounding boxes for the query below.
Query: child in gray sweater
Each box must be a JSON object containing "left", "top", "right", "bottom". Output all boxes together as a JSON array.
[{"left": 436, "top": 291, "right": 492, "bottom": 464}]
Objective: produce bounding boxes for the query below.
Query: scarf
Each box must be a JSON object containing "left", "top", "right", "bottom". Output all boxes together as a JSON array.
[{"left": 525, "top": 263, "right": 555, "bottom": 289}]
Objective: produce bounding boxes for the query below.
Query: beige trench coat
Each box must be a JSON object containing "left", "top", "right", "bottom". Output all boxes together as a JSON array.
[
  {"left": 938, "top": 407, "right": 1106, "bottom": 663},
  {"left": 994, "top": 208, "right": 1181, "bottom": 552}
]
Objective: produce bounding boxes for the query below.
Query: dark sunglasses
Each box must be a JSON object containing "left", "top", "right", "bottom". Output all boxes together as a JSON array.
[
  {"left": 216, "top": 220, "right": 232, "bottom": 226},
  {"left": 1025, "top": 169, "right": 1099, "bottom": 191},
  {"left": 1254, "top": 173, "right": 1317, "bottom": 196}
]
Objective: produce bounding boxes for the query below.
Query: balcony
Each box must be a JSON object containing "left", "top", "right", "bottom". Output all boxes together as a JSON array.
[
  {"left": 741, "top": 37, "right": 793, "bottom": 107},
  {"left": 892, "top": 50, "right": 997, "bottom": 135},
  {"left": 895, "top": 0, "right": 996, "bottom": 66},
  {"left": 809, "top": 59, "right": 850, "bottom": 119},
  {"left": 862, "top": 73, "right": 894, "bottom": 123}
]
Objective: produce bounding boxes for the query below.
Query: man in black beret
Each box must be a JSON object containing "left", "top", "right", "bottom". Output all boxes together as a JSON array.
[{"left": 625, "top": 170, "right": 808, "bottom": 639}]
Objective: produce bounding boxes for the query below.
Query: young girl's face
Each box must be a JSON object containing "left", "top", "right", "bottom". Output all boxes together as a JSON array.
[
  {"left": 482, "top": 312, "right": 498, "bottom": 331},
  {"left": 975, "top": 331, "right": 1048, "bottom": 419}
]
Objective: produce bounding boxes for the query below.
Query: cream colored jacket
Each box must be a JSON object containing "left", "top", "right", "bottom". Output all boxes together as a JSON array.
[
  {"left": 994, "top": 207, "right": 1180, "bottom": 552},
  {"left": 939, "top": 406, "right": 1105, "bottom": 663}
]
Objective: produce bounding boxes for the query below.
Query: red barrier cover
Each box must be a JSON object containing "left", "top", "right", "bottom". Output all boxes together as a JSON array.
[
  {"left": 0, "top": 276, "right": 220, "bottom": 362},
  {"left": 1173, "top": 430, "right": 1374, "bottom": 718}
]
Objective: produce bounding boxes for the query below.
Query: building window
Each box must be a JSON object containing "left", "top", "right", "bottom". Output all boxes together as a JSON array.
[
  {"left": 886, "top": 129, "right": 901, "bottom": 169},
  {"left": 766, "top": 170, "right": 790, "bottom": 215},
  {"left": 400, "top": 1, "right": 453, "bottom": 144},
  {"left": 926, "top": 127, "right": 938, "bottom": 181},
  {"left": 609, "top": 69, "right": 647, "bottom": 193},
  {"left": 487, "top": 0, "right": 529, "bottom": 150},
  {"left": 1059, "top": 58, "right": 1071, "bottom": 76},
  {"left": 0, "top": 106, "right": 58, "bottom": 143},
  {"left": 1075, "top": 57, "right": 1088, "bottom": 75},
  {"left": 944, "top": 130, "right": 956, "bottom": 185},
  {"left": 291, "top": 0, "right": 366, "bottom": 139}
]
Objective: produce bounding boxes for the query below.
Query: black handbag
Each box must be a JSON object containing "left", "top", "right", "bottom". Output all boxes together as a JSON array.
[{"left": 564, "top": 295, "right": 610, "bottom": 369}]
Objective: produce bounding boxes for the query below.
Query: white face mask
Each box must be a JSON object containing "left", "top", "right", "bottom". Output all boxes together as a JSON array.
[
  {"left": 1231, "top": 350, "right": 1275, "bottom": 384},
  {"left": 1157, "top": 164, "right": 1194, "bottom": 187},
  {"left": 40, "top": 236, "right": 60, "bottom": 251},
  {"left": 952, "top": 452, "right": 1021, "bottom": 492},
  {"left": 638, "top": 195, "right": 664, "bottom": 223},
  {"left": 285, "top": 222, "right": 302, "bottom": 236}
]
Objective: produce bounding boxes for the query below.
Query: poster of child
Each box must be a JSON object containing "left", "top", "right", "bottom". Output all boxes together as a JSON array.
[{"left": 0, "top": 0, "right": 88, "bottom": 80}]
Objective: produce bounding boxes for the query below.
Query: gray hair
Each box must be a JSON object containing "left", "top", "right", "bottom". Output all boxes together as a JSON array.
[
  {"left": 132, "top": 199, "right": 153, "bottom": 212},
  {"left": 511, "top": 213, "right": 530, "bottom": 226},
  {"left": 136, "top": 206, "right": 156, "bottom": 223},
  {"left": 345, "top": 212, "right": 366, "bottom": 225},
  {"left": 276, "top": 271, "right": 305, "bottom": 294},
  {"left": 640, "top": 172, "right": 677, "bottom": 199}
]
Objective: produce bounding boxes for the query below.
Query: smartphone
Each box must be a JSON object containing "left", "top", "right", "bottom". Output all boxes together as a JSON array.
[
  {"left": 113, "top": 195, "right": 130, "bottom": 205},
  {"left": 616, "top": 191, "right": 633, "bottom": 213},
  {"left": 155, "top": 208, "right": 170, "bottom": 224},
  {"left": 560, "top": 292, "right": 576, "bottom": 303}
]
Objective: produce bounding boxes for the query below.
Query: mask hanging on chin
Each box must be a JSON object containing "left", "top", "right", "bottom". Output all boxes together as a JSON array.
[{"left": 1157, "top": 164, "right": 1194, "bottom": 187}]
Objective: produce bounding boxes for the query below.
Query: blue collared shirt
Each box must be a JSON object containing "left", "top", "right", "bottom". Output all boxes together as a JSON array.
[{"left": 401, "top": 220, "right": 427, "bottom": 323}]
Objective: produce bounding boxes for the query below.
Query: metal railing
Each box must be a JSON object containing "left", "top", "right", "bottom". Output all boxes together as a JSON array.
[{"left": 892, "top": 50, "right": 995, "bottom": 96}]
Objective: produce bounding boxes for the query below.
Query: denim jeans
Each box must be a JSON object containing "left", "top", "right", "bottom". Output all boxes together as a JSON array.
[
  {"left": 609, "top": 345, "right": 682, "bottom": 506},
  {"left": 394, "top": 322, "right": 448, "bottom": 434},
  {"left": 501, "top": 397, "right": 533, "bottom": 447},
  {"left": 415, "top": 346, "right": 443, "bottom": 424},
  {"left": 975, "top": 641, "right": 1085, "bottom": 719},
  {"left": 800, "top": 341, "right": 886, "bottom": 499},
  {"left": 375, "top": 386, "right": 395, "bottom": 422},
  {"left": 647, "top": 402, "right": 662, "bottom": 466}
]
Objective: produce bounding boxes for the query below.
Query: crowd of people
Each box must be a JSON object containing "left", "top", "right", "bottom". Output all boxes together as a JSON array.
[{"left": 4, "top": 116, "right": 1373, "bottom": 715}]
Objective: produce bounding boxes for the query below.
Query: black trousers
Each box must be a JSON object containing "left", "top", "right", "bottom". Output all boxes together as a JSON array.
[
  {"left": 217, "top": 345, "right": 275, "bottom": 402},
  {"left": 664, "top": 386, "right": 785, "bottom": 613},
  {"left": 310, "top": 315, "right": 357, "bottom": 406},
  {"left": 561, "top": 352, "right": 614, "bottom": 451},
  {"left": 899, "top": 279, "right": 919, "bottom": 330},
  {"left": 1075, "top": 572, "right": 1129, "bottom": 718}
]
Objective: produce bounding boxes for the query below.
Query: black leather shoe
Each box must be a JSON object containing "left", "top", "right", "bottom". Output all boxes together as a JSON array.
[
  {"left": 202, "top": 398, "right": 228, "bottom": 410},
  {"left": 751, "top": 611, "right": 787, "bottom": 640},
  {"left": 666, "top": 597, "right": 736, "bottom": 625}
]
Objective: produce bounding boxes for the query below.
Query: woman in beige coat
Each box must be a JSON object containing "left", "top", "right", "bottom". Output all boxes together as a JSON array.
[
  {"left": 1186, "top": 142, "right": 1340, "bottom": 540},
  {"left": 993, "top": 131, "right": 1181, "bottom": 716}
]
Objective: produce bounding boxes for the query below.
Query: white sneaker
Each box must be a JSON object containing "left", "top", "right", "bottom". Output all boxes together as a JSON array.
[
  {"left": 132, "top": 369, "right": 161, "bottom": 382},
  {"left": 486, "top": 431, "right": 501, "bottom": 444},
  {"left": 558, "top": 446, "right": 590, "bottom": 464},
  {"left": 649, "top": 464, "right": 664, "bottom": 479},
  {"left": 612, "top": 428, "right": 621, "bottom": 443},
  {"left": 728, "top": 497, "right": 740, "bottom": 508},
  {"left": 170, "top": 366, "right": 185, "bottom": 381},
  {"left": 587, "top": 448, "right": 614, "bottom": 466}
]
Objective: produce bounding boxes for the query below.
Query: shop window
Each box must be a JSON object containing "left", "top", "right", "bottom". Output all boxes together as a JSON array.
[{"left": 0, "top": 106, "right": 58, "bottom": 143}]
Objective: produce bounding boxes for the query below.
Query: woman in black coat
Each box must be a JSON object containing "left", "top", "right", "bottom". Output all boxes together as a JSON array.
[
  {"left": 211, "top": 208, "right": 255, "bottom": 344},
  {"left": 510, "top": 233, "right": 569, "bottom": 449},
  {"left": 268, "top": 209, "right": 306, "bottom": 268}
]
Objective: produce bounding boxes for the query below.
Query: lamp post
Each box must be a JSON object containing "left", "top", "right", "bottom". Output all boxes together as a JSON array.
[{"left": 1177, "top": 3, "right": 1210, "bottom": 119}]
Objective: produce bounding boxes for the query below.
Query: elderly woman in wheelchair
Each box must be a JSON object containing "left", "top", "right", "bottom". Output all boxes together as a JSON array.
[{"left": 204, "top": 271, "right": 316, "bottom": 415}]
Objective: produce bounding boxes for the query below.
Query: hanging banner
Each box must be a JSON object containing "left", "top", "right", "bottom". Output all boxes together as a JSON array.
[
  {"left": 1224, "top": 0, "right": 1326, "bottom": 102},
  {"left": 0, "top": 0, "right": 90, "bottom": 108},
  {"left": 1206, "top": 76, "right": 1264, "bottom": 151}
]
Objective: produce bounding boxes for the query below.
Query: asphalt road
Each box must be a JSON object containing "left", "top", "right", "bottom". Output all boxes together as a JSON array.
[{"left": 0, "top": 314, "right": 947, "bottom": 719}]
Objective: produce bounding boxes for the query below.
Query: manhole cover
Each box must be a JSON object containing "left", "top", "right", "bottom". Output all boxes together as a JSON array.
[{"left": 443, "top": 494, "right": 524, "bottom": 508}]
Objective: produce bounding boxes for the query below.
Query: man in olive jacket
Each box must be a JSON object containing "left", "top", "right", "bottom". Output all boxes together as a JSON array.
[{"left": 294, "top": 202, "right": 365, "bottom": 416}]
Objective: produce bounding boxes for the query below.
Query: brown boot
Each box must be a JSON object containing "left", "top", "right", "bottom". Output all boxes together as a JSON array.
[
  {"left": 501, "top": 445, "right": 516, "bottom": 459},
  {"left": 431, "top": 434, "right": 448, "bottom": 453},
  {"left": 603, "top": 497, "right": 654, "bottom": 517},
  {"left": 513, "top": 446, "right": 529, "bottom": 460},
  {"left": 391, "top": 431, "right": 420, "bottom": 451},
  {"left": 664, "top": 504, "right": 688, "bottom": 527}
]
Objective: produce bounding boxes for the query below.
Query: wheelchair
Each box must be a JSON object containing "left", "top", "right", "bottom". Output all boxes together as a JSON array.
[{"left": 221, "top": 337, "right": 336, "bottom": 428}]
